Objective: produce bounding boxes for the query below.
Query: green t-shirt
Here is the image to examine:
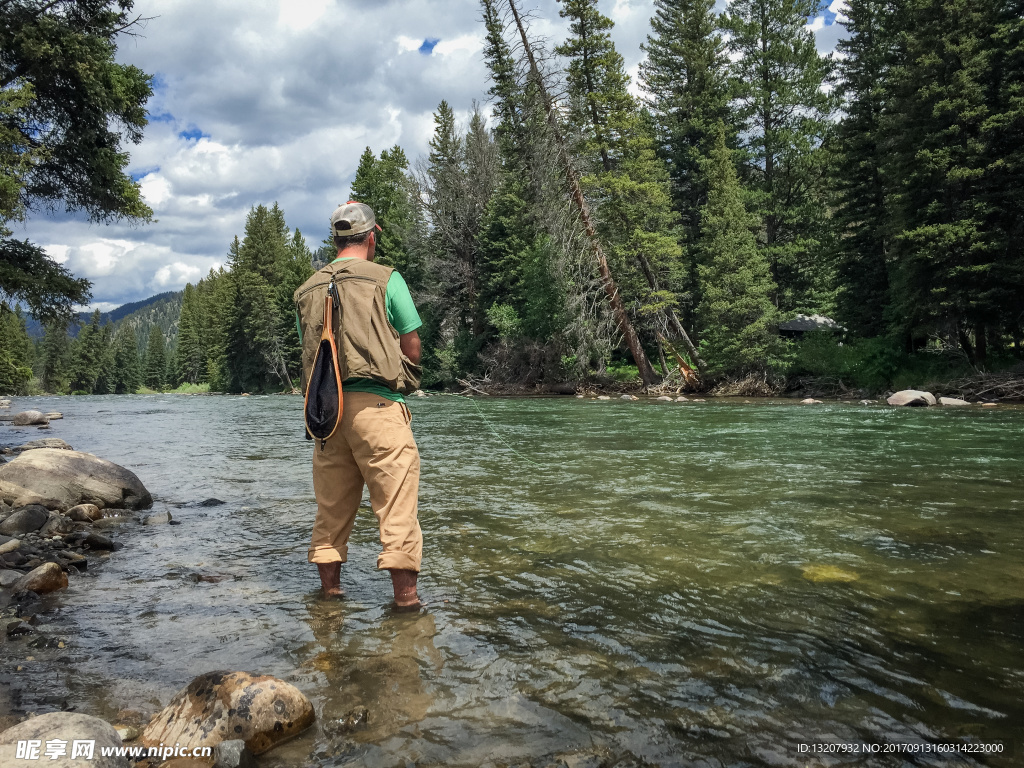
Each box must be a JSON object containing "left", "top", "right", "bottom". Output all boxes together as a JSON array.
[{"left": 296, "top": 258, "right": 421, "bottom": 404}]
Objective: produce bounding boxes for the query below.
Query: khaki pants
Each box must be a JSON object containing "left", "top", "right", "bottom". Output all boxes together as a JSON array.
[{"left": 308, "top": 391, "right": 422, "bottom": 572}]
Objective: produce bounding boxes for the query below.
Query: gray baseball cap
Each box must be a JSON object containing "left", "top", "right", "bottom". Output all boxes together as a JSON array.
[{"left": 330, "top": 201, "right": 382, "bottom": 237}]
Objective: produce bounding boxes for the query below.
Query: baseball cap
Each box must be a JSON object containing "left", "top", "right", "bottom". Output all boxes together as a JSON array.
[{"left": 330, "top": 201, "right": 382, "bottom": 237}]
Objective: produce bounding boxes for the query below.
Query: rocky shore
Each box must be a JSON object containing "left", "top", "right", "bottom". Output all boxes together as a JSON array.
[{"left": 0, "top": 406, "right": 316, "bottom": 767}]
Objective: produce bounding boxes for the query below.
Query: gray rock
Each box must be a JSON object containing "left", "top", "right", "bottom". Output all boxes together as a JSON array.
[
  {"left": 800, "top": 398, "right": 824, "bottom": 404},
  {"left": 140, "top": 671, "right": 315, "bottom": 755},
  {"left": 619, "top": 394, "right": 638, "bottom": 401},
  {"left": 44, "top": 412, "right": 63, "bottom": 420},
  {"left": 596, "top": 395, "right": 611, "bottom": 400},
  {"left": 66, "top": 531, "right": 116, "bottom": 551},
  {"left": 0, "top": 449, "right": 152, "bottom": 511},
  {"left": 0, "top": 569, "right": 20, "bottom": 587},
  {"left": 656, "top": 395, "right": 673, "bottom": 401},
  {"left": 0, "top": 712, "right": 128, "bottom": 767},
  {"left": 0, "top": 505, "right": 50, "bottom": 535},
  {"left": 0, "top": 539, "right": 20, "bottom": 555},
  {"left": 12, "top": 410, "right": 48, "bottom": 426},
  {"left": 938, "top": 396, "right": 971, "bottom": 406},
  {"left": 675, "top": 396, "right": 689, "bottom": 402},
  {"left": 887, "top": 389, "right": 936, "bottom": 407},
  {"left": 213, "top": 739, "right": 257, "bottom": 768},
  {"left": 40, "top": 512, "right": 76, "bottom": 537},
  {"left": 2, "top": 438, "right": 73, "bottom": 455},
  {"left": 66, "top": 504, "right": 103, "bottom": 522}
]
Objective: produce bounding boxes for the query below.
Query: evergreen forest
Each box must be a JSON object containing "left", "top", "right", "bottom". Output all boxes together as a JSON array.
[{"left": 4, "top": 0, "right": 1024, "bottom": 397}]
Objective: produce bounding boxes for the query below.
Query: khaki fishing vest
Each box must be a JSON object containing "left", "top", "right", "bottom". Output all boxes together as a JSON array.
[{"left": 294, "top": 259, "right": 421, "bottom": 395}]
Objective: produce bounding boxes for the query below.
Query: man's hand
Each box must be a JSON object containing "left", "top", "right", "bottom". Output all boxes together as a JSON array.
[{"left": 400, "top": 330, "right": 421, "bottom": 365}]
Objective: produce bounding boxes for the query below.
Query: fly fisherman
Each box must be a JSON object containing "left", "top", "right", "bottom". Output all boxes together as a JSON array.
[{"left": 294, "top": 201, "right": 423, "bottom": 608}]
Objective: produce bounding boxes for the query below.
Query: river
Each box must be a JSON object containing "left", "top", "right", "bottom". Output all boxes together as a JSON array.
[{"left": 1, "top": 394, "right": 1022, "bottom": 767}]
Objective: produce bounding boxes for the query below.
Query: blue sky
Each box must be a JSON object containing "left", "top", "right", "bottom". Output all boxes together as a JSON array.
[{"left": 17, "top": 0, "right": 848, "bottom": 312}]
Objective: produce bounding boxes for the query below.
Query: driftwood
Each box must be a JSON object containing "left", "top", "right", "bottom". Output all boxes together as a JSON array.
[
  {"left": 930, "top": 372, "right": 1024, "bottom": 401},
  {"left": 456, "top": 377, "right": 491, "bottom": 396}
]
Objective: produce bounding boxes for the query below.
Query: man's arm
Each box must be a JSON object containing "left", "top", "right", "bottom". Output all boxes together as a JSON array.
[{"left": 400, "top": 330, "right": 421, "bottom": 365}]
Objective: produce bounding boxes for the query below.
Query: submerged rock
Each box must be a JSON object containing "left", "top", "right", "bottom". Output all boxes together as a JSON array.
[
  {"left": 12, "top": 562, "right": 68, "bottom": 594},
  {"left": 1, "top": 438, "right": 73, "bottom": 455},
  {"left": 596, "top": 395, "right": 611, "bottom": 400},
  {"left": 801, "top": 564, "right": 859, "bottom": 583},
  {"left": 0, "top": 505, "right": 49, "bottom": 535},
  {"left": 0, "top": 449, "right": 152, "bottom": 511},
  {"left": 800, "top": 398, "right": 824, "bottom": 404},
  {"left": 141, "top": 671, "right": 315, "bottom": 756},
  {"left": 11, "top": 410, "right": 48, "bottom": 426},
  {"left": 143, "top": 511, "right": 172, "bottom": 525},
  {"left": 656, "top": 395, "right": 673, "bottom": 401},
  {"left": 887, "top": 390, "right": 936, "bottom": 407},
  {"left": 0, "top": 712, "right": 128, "bottom": 767},
  {"left": 675, "top": 396, "right": 689, "bottom": 402},
  {"left": 938, "top": 397, "right": 971, "bottom": 406}
]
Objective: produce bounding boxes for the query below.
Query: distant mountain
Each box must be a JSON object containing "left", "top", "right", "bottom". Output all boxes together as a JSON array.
[
  {"left": 26, "top": 291, "right": 184, "bottom": 354},
  {"left": 25, "top": 291, "right": 182, "bottom": 338}
]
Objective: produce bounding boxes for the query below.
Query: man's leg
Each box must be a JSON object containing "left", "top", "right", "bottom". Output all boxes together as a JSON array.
[
  {"left": 346, "top": 393, "right": 422, "bottom": 607},
  {"left": 309, "top": 431, "right": 364, "bottom": 597}
]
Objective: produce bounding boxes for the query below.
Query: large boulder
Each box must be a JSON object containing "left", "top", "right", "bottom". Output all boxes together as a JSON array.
[
  {"left": 887, "top": 390, "right": 936, "bottom": 407},
  {"left": 12, "top": 562, "right": 68, "bottom": 594},
  {"left": 12, "top": 410, "right": 48, "bottom": 426},
  {"left": 0, "top": 449, "right": 152, "bottom": 511},
  {"left": 0, "top": 712, "right": 128, "bottom": 767},
  {"left": 141, "top": 672, "right": 315, "bottom": 756},
  {"left": 0, "top": 505, "right": 49, "bottom": 535},
  {"left": 1, "top": 438, "right": 73, "bottom": 455}
]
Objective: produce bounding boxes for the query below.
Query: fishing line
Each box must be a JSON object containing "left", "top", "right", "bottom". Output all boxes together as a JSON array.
[{"left": 431, "top": 393, "right": 545, "bottom": 468}]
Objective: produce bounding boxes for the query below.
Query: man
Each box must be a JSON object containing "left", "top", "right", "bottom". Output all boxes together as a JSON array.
[{"left": 294, "top": 201, "right": 423, "bottom": 608}]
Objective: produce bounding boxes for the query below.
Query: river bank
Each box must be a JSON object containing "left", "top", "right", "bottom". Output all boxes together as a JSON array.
[{"left": 0, "top": 395, "right": 1021, "bottom": 767}]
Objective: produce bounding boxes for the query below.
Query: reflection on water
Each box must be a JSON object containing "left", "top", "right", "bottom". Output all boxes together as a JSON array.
[{"left": 0, "top": 395, "right": 1022, "bottom": 766}]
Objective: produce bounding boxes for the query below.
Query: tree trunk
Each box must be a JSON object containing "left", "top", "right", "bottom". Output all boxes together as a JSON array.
[{"left": 506, "top": 0, "right": 658, "bottom": 387}]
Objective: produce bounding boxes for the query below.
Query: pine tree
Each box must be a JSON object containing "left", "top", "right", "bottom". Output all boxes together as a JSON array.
[
  {"left": 882, "top": 0, "right": 997, "bottom": 360},
  {"left": 143, "top": 326, "right": 167, "bottom": 390},
  {"left": 640, "top": 0, "right": 732, "bottom": 333},
  {"left": 174, "top": 283, "right": 206, "bottom": 384},
  {"left": 111, "top": 323, "right": 141, "bottom": 393},
  {"left": 92, "top": 323, "right": 117, "bottom": 394},
  {"left": 0, "top": 307, "right": 33, "bottom": 395},
  {"left": 724, "top": 0, "right": 836, "bottom": 314},
  {"left": 68, "top": 310, "right": 106, "bottom": 393},
  {"left": 40, "top": 320, "right": 70, "bottom": 394},
  {"left": 350, "top": 146, "right": 421, "bottom": 285},
  {"left": 986, "top": 0, "right": 1024, "bottom": 351},
  {"left": 696, "top": 126, "right": 787, "bottom": 378},
  {"left": 641, "top": 0, "right": 732, "bottom": 223},
  {"left": 832, "top": 0, "right": 896, "bottom": 337}
]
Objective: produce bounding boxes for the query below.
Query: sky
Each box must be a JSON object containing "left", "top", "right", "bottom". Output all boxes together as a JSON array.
[{"left": 18, "top": 0, "right": 849, "bottom": 312}]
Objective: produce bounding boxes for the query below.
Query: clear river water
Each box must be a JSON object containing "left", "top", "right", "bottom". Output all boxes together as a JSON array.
[{"left": 1, "top": 394, "right": 1022, "bottom": 767}]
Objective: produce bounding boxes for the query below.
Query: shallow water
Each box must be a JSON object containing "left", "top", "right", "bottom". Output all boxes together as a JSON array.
[{"left": 1, "top": 394, "right": 1022, "bottom": 767}]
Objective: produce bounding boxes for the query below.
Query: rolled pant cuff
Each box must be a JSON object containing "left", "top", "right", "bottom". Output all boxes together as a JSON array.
[
  {"left": 308, "top": 546, "right": 346, "bottom": 564},
  {"left": 377, "top": 552, "right": 421, "bottom": 572}
]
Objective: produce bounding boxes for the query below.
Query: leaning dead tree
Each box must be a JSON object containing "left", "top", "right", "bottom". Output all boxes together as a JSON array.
[
  {"left": 499, "top": 0, "right": 708, "bottom": 385},
  {"left": 504, "top": 0, "right": 661, "bottom": 387}
]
